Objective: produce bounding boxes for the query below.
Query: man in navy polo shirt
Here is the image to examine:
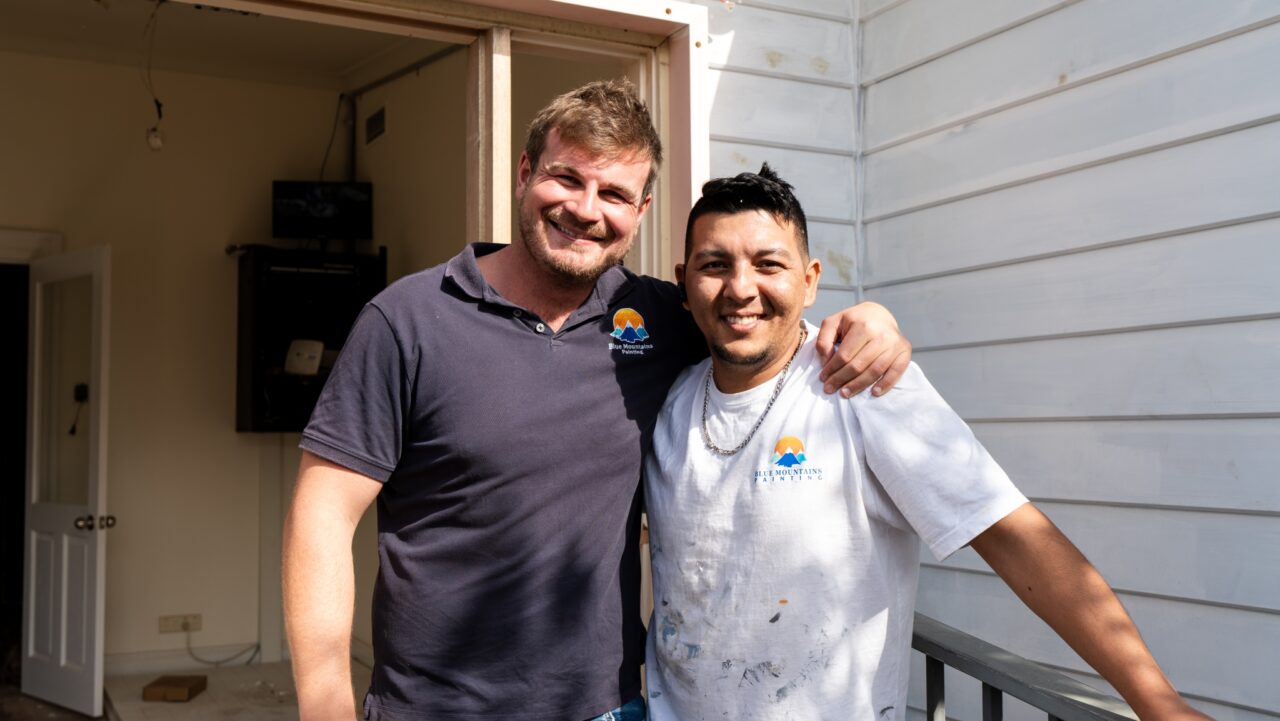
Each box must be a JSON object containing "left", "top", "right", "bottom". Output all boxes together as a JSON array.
[{"left": 282, "top": 80, "right": 913, "bottom": 721}]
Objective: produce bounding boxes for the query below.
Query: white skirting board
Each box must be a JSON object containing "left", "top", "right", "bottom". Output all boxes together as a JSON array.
[{"left": 105, "top": 642, "right": 263, "bottom": 677}]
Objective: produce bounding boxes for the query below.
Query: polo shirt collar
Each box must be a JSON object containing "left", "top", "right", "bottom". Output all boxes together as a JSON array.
[{"left": 445, "top": 242, "right": 638, "bottom": 322}]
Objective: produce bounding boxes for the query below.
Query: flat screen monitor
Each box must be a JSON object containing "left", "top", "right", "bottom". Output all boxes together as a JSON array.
[{"left": 272, "top": 181, "right": 373, "bottom": 240}]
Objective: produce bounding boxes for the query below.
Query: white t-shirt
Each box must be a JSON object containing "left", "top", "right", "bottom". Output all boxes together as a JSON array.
[{"left": 644, "top": 322, "right": 1026, "bottom": 721}]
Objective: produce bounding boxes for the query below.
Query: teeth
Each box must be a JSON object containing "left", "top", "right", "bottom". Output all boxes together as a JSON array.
[
  {"left": 549, "top": 218, "right": 600, "bottom": 241},
  {"left": 725, "top": 315, "right": 760, "bottom": 324}
]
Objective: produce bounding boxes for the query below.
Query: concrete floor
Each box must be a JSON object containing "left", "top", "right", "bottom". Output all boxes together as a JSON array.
[
  {"left": 0, "top": 660, "right": 374, "bottom": 721},
  {"left": 103, "top": 661, "right": 371, "bottom": 721},
  {"left": 0, "top": 684, "right": 95, "bottom": 721}
]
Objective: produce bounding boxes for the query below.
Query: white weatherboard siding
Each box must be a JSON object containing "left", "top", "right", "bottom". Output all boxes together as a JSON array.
[
  {"left": 694, "top": 0, "right": 859, "bottom": 315},
  {"left": 860, "top": 1, "right": 1280, "bottom": 719}
]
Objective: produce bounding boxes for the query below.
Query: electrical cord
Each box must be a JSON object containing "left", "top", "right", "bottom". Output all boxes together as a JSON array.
[
  {"left": 140, "top": 0, "right": 167, "bottom": 128},
  {"left": 318, "top": 93, "right": 346, "bottom": 181},
  {"left": 183, "top": 624, "right": 261, "bottom": 667}
]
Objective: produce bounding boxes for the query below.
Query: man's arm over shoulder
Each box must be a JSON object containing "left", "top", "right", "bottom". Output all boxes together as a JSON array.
[
  {"left": 812, "top": 300, "right": 912, "bottom": 397},
  {"left": 284, "top": 451, "right": 382, "bottom": 721},
  {"left": 971, "top": 504, "right": 1212, "bottom": 721}
]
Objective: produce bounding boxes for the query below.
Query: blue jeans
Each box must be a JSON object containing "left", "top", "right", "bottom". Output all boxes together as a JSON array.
[{"left": 582, "top": 696, "right": 646, "bottom": 721}]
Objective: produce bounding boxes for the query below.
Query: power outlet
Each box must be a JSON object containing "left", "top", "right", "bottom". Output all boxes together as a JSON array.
[{"left": 158, "top": 614, "right": 202, "bottom": 633}]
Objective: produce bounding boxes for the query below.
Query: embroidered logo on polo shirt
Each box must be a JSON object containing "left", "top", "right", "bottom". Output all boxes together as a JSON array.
[
  {"left": 755, "top": 435, "right": 824, "bottom": 482},
  {"left": 609, "top": 307, "right": 654, "bottom": 356}
]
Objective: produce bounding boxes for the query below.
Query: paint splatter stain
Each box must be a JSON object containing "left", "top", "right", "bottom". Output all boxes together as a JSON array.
[
  {"left": 765, "top": 50, "right": 785, "bottom": 68},
  {"left": 1058, "top": 73, "right": 1068, "bottom": 86},
  {"left": 722, "top": 659, "right": 733, "bottom": 670},
  {"left": 778, "top": 599, "right": 788, "bottom": 605},
  {"left": 684, "top": 643, "right": 701, "bottom": 660},
  {"left": 769, "top": 612, "right": 781, "bottom": 623},
  {"left": 739, "top": 661, "right": 784, "bottom": 687},
  {"left": 661, "top": 612, "right": 683, "bottom": 643},
  {"left": 810, "top": 57, "right": 830, "bottom": 75}
]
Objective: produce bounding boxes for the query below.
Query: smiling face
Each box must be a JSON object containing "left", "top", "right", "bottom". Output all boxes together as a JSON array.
[
  {"left": 514, "top": 128, "right": 652, "bottom": 287},
  {"left": 677, "top": 209, "right": 821, "bottom": 393}
]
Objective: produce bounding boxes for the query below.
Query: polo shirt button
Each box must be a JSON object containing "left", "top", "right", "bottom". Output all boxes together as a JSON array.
[
  {"left": 535, "top": 323, "right": 546, "bottom": 333},
  {"left": 513, "top": 309, "right": 523, "bottom": 317}
]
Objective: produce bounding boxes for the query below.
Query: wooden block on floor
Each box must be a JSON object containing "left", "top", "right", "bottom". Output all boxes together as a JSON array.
[{"left": 142, "top": 675, "right": 208, "bottom": 702}]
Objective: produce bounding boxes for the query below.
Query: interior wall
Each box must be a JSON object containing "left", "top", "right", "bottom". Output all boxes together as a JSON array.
[
  {"left": 345, "top": 45, "right": 468, "bottom": 650},
  {"left": 0, "top": 49, "right": 352, "bottom": 661},
  {"left": 356, "top": 47, "right": 469, "bottom": 281}
]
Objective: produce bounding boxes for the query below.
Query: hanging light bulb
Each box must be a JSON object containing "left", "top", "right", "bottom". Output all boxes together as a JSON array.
[{"left": 146, "top": 125, "right": 165, "bottom": 151}]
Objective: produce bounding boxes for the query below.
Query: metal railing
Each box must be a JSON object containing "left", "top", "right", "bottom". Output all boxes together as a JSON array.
[{"left": 912, "top": 613, "right": 1138, "bottom": 721}]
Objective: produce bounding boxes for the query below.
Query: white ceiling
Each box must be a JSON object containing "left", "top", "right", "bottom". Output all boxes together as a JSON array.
[{"left": 0, "top": 0, "right": 456, "bottom": 90}]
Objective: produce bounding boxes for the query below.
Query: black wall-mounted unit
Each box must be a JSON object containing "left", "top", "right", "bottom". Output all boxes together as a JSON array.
[{"left": 236, "top": 245, "right": 387, "bottom": 432}]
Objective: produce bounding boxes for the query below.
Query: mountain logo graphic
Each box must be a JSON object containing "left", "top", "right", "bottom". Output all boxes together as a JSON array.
[
  {"left": 611, "top": 308, "right": 650, "bottom": 343},
  {"left": 770, "top": 436, "right": 807, "bottom": 467}
]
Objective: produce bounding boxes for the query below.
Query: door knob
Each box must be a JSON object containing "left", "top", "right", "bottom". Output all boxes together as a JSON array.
[
  {"left": 73, "top": 515, "right": 95, "bottom": 531},
  {"left": 99, "top": 515, "right": 117, "bottom": 529}
]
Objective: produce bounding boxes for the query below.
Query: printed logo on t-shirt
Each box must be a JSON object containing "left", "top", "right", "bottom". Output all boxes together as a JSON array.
[
  {"left": 754, "top": 435, "right": 824, "bottom": 482},
  {"left": 771, "top": 436, "right": 807, "bottom": 467},
  {"left": 609, "top": 307, "right": 654, "bottom": 355}
]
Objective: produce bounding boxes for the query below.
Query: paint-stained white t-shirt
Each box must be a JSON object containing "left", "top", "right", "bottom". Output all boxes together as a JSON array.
[{"left": 644, "top": 323, "right": 1026, "bottom": 721}]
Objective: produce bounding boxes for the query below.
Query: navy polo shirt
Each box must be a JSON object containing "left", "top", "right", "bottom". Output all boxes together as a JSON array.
[{"left": 301, "top": 243, "right": 704, "bottom": 721}]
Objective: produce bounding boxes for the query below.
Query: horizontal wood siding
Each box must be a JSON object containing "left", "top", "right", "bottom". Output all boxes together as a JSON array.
[
  {"left": 709, "top": 141, "right": 856, "bottom": 222},
  {"left": 972, "top": 420, "right": 1280, "bottom": 513},
  {"left": 931, "top": 503, "right": 1279, "bottom": 611},
  {"left": 865, "top": 121, "right": 1280, "bottom": 286},
  {"left": 860, "top": 0, "right": 1280, "bottom": 716},
  {"left": 862, "top": 0, "right": 1280, "bottom": 149},
  {"left": 862, "top": 0, "right": 1072, "bottom": 82},
  {"left": 865, "top": 20, "right": 1280, "bottom": 219},
  {"left": 918, "top": 320, "right": 1280, "bottom": 418},
  {"left": 702, "top": 3, "right": 853, "bottom": 83},
  {"left": 872, "top": 219, "right": 1280, "bottom": 349},
  {"left": 696, "top": 0, "right": 858, "bottom": 301}
]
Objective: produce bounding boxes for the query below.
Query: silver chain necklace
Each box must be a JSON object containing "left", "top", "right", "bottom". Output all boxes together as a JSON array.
[{"left": 701, "top": 325, "right": 808, "bottom": 456}]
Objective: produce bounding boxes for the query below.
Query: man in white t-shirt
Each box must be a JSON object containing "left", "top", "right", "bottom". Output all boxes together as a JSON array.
[{"left": 643, "top": 165, "right": 1210, "bottom": 721}]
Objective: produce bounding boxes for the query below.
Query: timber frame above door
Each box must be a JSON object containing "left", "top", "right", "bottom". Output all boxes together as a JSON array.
[{"left": 177, "top": 0, "right": 710, "bottom": 281}]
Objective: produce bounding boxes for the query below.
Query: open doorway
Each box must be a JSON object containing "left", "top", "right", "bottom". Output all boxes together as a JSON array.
[
  {"left": 0, "top": 263, "right": 29, "bottom": 686},
  {"left": 1, "top": 0, "right": 700, "bottom": 702}
]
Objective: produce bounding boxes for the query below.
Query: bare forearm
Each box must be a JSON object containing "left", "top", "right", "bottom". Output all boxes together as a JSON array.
[
  {"left": 284, "top": 454, "right": 380, "bottom": 721},
  {"left": 971, "top": 504, "right": 1207, "bottom": 720},
  {"left": 284, "top": 509, "right": 358, "bottom": 720}
]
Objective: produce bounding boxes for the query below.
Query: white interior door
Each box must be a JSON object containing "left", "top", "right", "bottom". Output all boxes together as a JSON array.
[{"left": 22, "top": 246, "right": 111, "bottom": 718}]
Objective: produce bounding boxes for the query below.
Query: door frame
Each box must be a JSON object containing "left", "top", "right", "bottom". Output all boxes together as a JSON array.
[
  {"left": 180, "top": 0, "right": 710, "bottom": 279},
  {"left": 168, "top": 0, "right": 709, "bottom": 664}
]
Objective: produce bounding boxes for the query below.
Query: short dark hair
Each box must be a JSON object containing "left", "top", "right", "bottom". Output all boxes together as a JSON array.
[
  {"left": 684, "top": 163, "right": 809, "bottom": 260},
  {"left": 525, "top": 78, "right": 664, "bottom": 198}
]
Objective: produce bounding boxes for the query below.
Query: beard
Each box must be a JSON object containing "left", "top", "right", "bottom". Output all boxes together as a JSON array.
[
  {"left": 710, "top": 343, "right": 771, "bottom": 367},
  {"left": 517, "top": 202, "right": 633, "bottom": 287}
]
